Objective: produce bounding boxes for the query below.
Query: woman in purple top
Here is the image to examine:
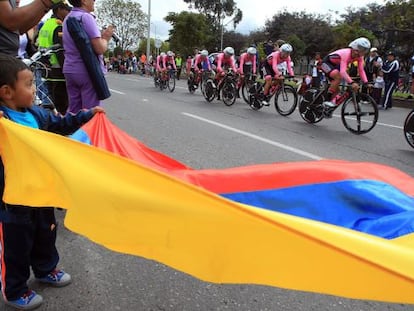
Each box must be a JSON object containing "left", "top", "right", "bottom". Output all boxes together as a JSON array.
[{"left": 63, "top": 0, "right": 114, "bottom": 113}]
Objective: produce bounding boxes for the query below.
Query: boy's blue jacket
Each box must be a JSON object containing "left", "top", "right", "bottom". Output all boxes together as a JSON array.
[{"left": 0, "top": 105, "right": 95, "bottom": 219}]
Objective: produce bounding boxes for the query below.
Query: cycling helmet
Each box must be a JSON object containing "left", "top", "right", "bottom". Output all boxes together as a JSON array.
[
  {"left": 160, "top": 52, "right": 166, "bottom": 57},
  {"left": 348, "top": 37, "right": 371, "bottom": 52},
  {"left": 247, "top": 47, "right": 257, "bottom": 55},
  {"left": 223, "top": 46, "right": 235, "bottom": 56},
  {"left": 200, "top": 49, "right": 209, "bottom": 57},
  {"left": 167, "top": 50, "right": 174, "bottom": 57},
  {"left": 280, "top": 43, "right": 293, "bottom": 53}
]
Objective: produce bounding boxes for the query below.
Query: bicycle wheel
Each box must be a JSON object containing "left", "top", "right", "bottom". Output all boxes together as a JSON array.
[
  {"left": 341, "top": 93, "right": 378, "bottom": 134},
  {"left": 242, "top": 78, "right": 255, "bottom": 104},
  {"left": 299, "top": 89, "right": 324, "bottom": 123},
  {"left": 168, "top": 74, "right": 176, "bottom": 92},
  {"left": 222, "top": 80, "right": 237, "bottom": 106},
  {"left": 404, "top": 110, "right": 414, "bottom": 149},
  {"left": 203, "top": 79, "right": 216, "bottom": 102},
  {"left": 274, "top": 85, "right": 298, "bottom": 116},
  {"left": 187, "top": 76, "right": 196, "bottom": 94}
]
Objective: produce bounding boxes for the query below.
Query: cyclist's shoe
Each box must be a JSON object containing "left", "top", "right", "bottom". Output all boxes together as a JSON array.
[
  {"left": 36, "top": 269, "right": 71, "bottom": 287},
  {"left": 5, "top": 290, "right": 43, "bottom": 310},
  {"left": 322, "top": 101, "right": 336, "bottom": 109},
  {"left": 261, "top": 94, "right": 270, "bottom": 106}
]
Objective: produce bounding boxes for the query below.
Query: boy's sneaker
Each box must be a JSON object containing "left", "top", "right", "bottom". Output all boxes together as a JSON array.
[
  {"left": 5, "top": 290, "right": 43, "bottom": 310},
  {"left": 36, "top": 269, "right": 71, "bottom": 287}
]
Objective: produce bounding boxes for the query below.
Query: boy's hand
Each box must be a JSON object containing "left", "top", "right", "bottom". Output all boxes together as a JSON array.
[
  {"left": 0, "top": 111, "right": 3, "bottom": 118},
  {"left": 91, "top": 107, "right": 105, "bottom": 115}
]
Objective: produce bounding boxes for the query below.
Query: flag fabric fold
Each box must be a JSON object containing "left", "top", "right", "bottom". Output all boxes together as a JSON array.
[{"left": 1, "top": 114, "right": 414, "bottom": 304}]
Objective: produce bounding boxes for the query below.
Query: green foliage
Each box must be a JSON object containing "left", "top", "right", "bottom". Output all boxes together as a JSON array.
[
  {"left": 264, "top": 10, "right": 335, "bottom": 58},
  {"left": 95, "top": 0, "right": 147, "bottom": 52},
  {"left": 182, "top": 0, "right": 242, "bottom": 48},
  {"left": 164, "top": 11, "right": 213, "bottom": 56}
]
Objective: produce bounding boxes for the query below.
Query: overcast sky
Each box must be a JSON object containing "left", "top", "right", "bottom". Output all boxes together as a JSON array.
[
  {"left": 22, "top": 0, "right": 382, "bottom": 39},
  {"left": 137, "top": 0, "right": 382, "bottom": 39}
]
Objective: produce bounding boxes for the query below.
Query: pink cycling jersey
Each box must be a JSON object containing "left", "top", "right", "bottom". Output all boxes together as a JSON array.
[
  {"left": 216, "top": 52, "right": 238, "bottom": 73},
  {"left": 267, "top": 51, "right": 294, "bottom": 77},
  {"left": 162, "top": 55, "right": 177, "bottom": 70},
  {"left": 326, "top": 48, "right": 368, "bottom": 84},
  {"left": 156, "top": 55, "right": 163, "bottom": 71},
  {"left": 238, "top": 52, "right": 256, "bottom": 75},
  {"left": 193, "top": 54, "right": 211, "bottom": 72}
]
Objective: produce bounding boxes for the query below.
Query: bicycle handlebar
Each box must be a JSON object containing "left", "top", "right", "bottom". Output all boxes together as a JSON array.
[{"left": 25, "top": 44, "right": 63, "bottom": 65}]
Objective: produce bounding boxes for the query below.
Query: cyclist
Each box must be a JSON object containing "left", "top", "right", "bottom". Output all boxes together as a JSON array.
[
  {"left": 163, "top": 50, "right": 177, "bottom": 71},
  {"left": 238, "top": 46, "right": 257, "bottom": 97},
  {"left": 320, "top": 37, "right": 370, "bottom": 114},
  {"left": 213, "top": 47, "right": 238, "bottom": 99},
  {"left": 262, "top": 43, "right": 294, "bottom": 106},
  {"left": 155, "top": 51, "right": 166, "bottom": 82},
  {"left": 194, "top": 49, "right": 211, "bottom": 73},
  {"left": 238, "top": 46, "right": 257, "bottom": 76}
]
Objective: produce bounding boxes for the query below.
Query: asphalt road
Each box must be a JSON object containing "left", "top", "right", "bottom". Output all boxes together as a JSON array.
[{"left": 2, "top": 73, "right": 413, "bottom": 311}]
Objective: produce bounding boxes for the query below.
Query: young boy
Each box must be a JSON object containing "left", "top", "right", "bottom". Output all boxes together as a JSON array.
[{"left": 0, "top": 53, "right": 104, "bottom": 310}]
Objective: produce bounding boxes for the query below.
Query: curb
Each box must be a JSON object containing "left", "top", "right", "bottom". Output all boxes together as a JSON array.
[{"left": 394, "top": 98, "right": 414, "bottom": 109}]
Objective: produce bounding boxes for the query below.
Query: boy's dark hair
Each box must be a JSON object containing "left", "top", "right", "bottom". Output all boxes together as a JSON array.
[{"left": 0, "top": 53, "right": 29, "bottom": 88}]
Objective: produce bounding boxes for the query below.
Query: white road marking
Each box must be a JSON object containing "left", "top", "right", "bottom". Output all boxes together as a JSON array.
[
  {"left": 109, "top": 89, "right": 125, "bottom": 95},
  {"left": 182, "top": 112, "right": 324, "bottom": 160}
]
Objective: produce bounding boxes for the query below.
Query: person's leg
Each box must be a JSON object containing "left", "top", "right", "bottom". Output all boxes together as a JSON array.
[
  {"left": 65, "top": 73, "right": 84, "bottom": 114},
  {"left": 53, "top": 81, "right": 69, "bottom": 115},
  {"left": 30, "top": 208, "right": 59, "bottom": 278},
  {"left": 0, "top": 221, "right": 33, "bottom": 301}
]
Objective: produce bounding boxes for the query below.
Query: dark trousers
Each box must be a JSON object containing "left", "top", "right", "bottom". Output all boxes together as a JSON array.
[
  {"left": 0, "top": 207, "right": 59, "bottom": 300},
  {"left": 176, "top": 66, "right": 182, "bottom": 80},
  {"left": 381, "top": 80, "right": 396, "bottom": 109},
  {"left": 47, "top": 80, "right": 69, "bottom": 115}
]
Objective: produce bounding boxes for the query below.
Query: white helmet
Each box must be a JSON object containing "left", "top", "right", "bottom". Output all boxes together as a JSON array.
[
  {"left": 280, "top": 43, "right": 293, "bottom": 53},
  {"left": 223, "top": 46, "right": 235, "bottom": 56},
  {"left": 348, "top": 37, "right": 371, "bottom": 52},
  {"left": 200, "top": 49, "right": 209, "bottom": 56},
  {"left": 247, "top": 47, "right": 257, "bottom": 55},
  {"left": 160, "top": 52, "right": 166, "bottom": 57},
  {"left": 167, "top": 50, "right": 174, "bottom": 57}
]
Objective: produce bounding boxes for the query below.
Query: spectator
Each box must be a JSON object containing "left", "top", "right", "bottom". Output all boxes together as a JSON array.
[
  {"left": 175, "top": 53, "right": 183, "bottom": 80},
  {"left": 363, "top": 47, "right": 382, "bottom": 95},
  {"left": 364, "top": 47, "right": 383, "bottom": 82},
  {"left": 311, "top": 52, "right": 323, "bottom": 88},
  {"left": 380, "top": 51, "right": 399, "bottom": 110},
  {"left": 63, "top": 0, "right": 114, "bottom": 113},
  {"left": 264, "top": 39, "right": 274, "bottom": 56},
  {"left": 0, "top": 53, "right": 104, "bottom": 311},
  {"left": 38, "top": 1, "right": 71, "bottom": 114},
  {"left": 372, "top": 70, "right": 384, "bottom": 105},
  {"left": 0, "top": 0, "right": 62, "bottom": 56},
  {"left": 409, "top": 54, "right": 414, "bottom": 99}
]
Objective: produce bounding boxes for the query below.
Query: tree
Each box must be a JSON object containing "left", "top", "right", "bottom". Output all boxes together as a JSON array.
[
  {"left": 182, "top": 0, "right": 243, "bottom": 48},
  {"left": 164, "top": 11, "right": 213, "bottom": 56},
  {"left": 264, "top": 10, "right": 335, "bottom": 58},
  {"left": 95, "top": 0, "right": 147, "bottom": 52}
]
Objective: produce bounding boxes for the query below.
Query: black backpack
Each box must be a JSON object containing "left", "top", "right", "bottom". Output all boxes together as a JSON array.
[{"left": 66, "top": 16, "right": 111, "bottom": 100}]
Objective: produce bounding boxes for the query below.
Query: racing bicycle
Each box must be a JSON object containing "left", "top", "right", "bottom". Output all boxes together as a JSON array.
[
  {"left": 298, "top": 83, "right": 378, "bottom": 134},
  {"left": 248, "top": 75, "right": 298, "bottom": 116},
  {"left": 203, "top": 68, "right": 238, "bottom": 106},
  {"left": 404, "top": 109, "right": 414, "bottom": 148}
]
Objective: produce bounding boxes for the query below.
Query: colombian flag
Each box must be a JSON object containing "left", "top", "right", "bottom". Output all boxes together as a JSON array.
[{"left": 1, "top": 113, "right": 414, "bottom": 304}]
